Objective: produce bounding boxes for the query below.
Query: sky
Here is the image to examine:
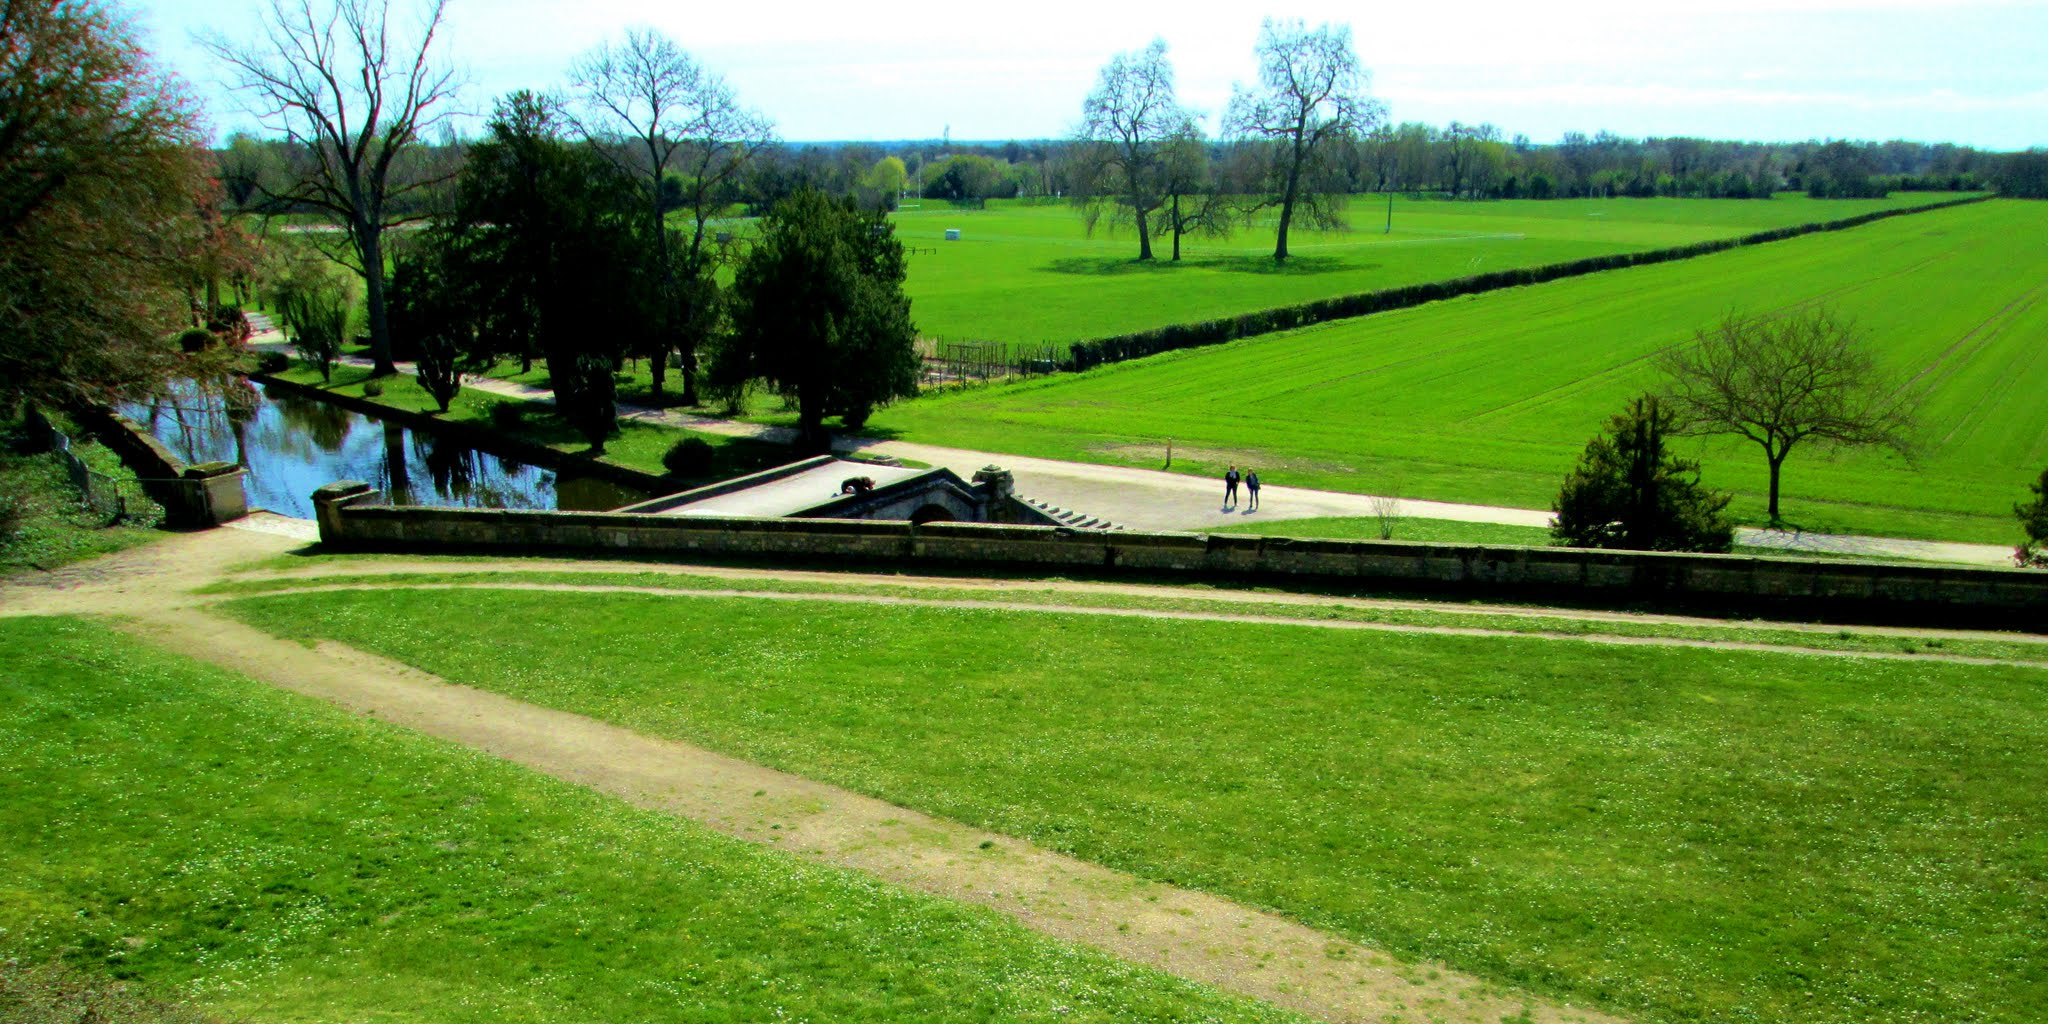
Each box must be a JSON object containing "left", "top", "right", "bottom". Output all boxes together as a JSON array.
[{"left": 133, "top": 0, "right": 2048, "bottom": 149}]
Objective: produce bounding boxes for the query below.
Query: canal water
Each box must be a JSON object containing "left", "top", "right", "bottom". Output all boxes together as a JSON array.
[{"left": 126, "top": 379, "right": 647, "bottom": 519}]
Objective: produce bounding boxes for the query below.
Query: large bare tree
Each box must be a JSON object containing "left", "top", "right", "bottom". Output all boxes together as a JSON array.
[
  {"left": 1073, "top": 39, "right": 1187, "bottom": 262},
  {"left": 572, "top": 27, "right": 771, "bottom": 405},
  {"left": 1224, "top": 19, "right": 1383, "bottom": 262},
  {"left": 201, "top": 0, "right": 459, "bottom": 377},
  {"left": 1658, "top": 307, "right": 1919, "bottom": 523}
]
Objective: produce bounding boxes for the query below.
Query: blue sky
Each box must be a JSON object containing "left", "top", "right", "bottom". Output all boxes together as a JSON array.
[{"left": 135, "top": 0, "right": 2048, "bottom": 149}]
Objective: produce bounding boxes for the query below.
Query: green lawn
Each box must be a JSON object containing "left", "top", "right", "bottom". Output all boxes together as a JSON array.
[
  {"left": 874, "top": 199, "right": 2048, "bottom": 544},
  {"left": 895, "top": 194, "right": 1966, "bottom": 345},
  {"left": 224, "top": 587, "right": 2048, "bottom": 1024},
  {"left": 0, "top": 615, "right": 1304, "bottom": 1024}
]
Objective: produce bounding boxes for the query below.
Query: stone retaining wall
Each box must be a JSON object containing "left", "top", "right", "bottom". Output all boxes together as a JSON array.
[
  {"left": 313, "top": 485, "right": 2048, "bottom": 628},
  {"left": 71, "top": 405, "right": 247, "bottom": 527}
]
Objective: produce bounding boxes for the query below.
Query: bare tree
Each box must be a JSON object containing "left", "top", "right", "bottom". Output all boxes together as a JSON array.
[
  {"left": 572, "top": 28, "right": 771, "bottom": 405},
  {"left": 1224, "top": 19, "right": 1384, "bottom": 262},
  {"left": 1658, "top": 307, "right": 1919, "bottom": 524},
  {"left": 1152, "top": 129, "right": 1232, "bottom": 262},
  {"left": 1073, "top": 39, "right": 1186, "bottom": 261},
  {"left": 201, "top": 0, "right": 459, "bottom": 377}
]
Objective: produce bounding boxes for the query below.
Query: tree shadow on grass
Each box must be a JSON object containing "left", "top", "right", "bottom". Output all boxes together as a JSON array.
[{"left": 1044, "top": 253, "right": 1357, "bottom": 277}]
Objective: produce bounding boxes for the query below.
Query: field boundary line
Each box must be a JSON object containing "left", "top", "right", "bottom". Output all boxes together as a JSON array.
[
  {"left": 1063, "top": 195, "right": 1991, "bottom": 371},
  {"left": 212, "top": 580, "right": 2048, "bottom": 670},
  {"left": 114, "top": 605, "right": 1625, "bottom": 1024}
]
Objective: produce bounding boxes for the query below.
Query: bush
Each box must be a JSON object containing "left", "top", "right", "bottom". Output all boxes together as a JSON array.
[
  {"left": 176, "top": 327, "right": 214, "bottom": 353},
  {"left": 254, "top": 351, "right": 289, "bottom": 374},
  {"left": 2017, "top": 468, "right": 2048, "bottom": 567},
  {"left": 361, "top": 380, "right": 384, "bottom": 398},
  {"left": 1552, "top": 396, "right": 1734, "bottom": 553},
  {"left": 661, "top": 437, "right": 716, "bottom": 477}
]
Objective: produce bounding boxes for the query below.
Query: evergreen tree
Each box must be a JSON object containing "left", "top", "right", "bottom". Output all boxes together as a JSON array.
[
  {"left": 1553, "top": 396, "right": 1735, "bottom": 553},
  {"left": 716, "top": 189, "right": 919, "bottom": 451}
]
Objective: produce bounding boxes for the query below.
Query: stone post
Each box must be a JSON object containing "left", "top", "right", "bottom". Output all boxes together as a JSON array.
[
  {"left": 182, "top": 461, "right": 248, "bottom": 525},
  {"left": 312, "top": 481, "right": 379, "bottom": 545}
]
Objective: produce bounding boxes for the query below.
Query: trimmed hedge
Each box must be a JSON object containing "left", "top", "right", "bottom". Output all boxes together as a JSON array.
[{"left": 1064, "top": 195, "right": 1990, "bottom": 372}]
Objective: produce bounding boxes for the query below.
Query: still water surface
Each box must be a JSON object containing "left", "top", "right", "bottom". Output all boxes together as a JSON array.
[{"left": 127, "top": 380, "right": 646, "bottom": 519}]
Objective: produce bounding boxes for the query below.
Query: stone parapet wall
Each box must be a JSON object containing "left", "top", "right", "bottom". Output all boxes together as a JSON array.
[
  {"left": 71, "top": 404, "right": 247, "bottom": 527},
  {"left": 314, "top": 490, "right": 2048, "bottom": 628}
]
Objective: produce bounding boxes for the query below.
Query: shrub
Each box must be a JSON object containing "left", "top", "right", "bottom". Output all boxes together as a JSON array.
[
  {"left": 253, "top": 351, "right": 289, "bottom": 374},
  {"left": 661, "top": 437, "right": 715, "bottom": 477},
  {"left": 2017, "top": 468, "right": 2048, "bottom": 567},
  {"left": 176, "top": 327, "right": 214, "bottom": 353},
  {"left": 1552, "top": 395, "right": 1734, "bottom": 553},
  {"left": 361, "top": 380, "right": 384, "bottom": 398}
]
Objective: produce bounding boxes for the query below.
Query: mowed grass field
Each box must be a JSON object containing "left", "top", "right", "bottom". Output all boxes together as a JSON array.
[
  {"left": 894, "top": 193, "right": 1964, "bottom": 344},
  {"left": 875, "top": 199, "right": 2048, "bottom": 543},
  {"left": 222, "top": 587, "right": 2048, "bottom": 1024},
  {"left": 0, "top": 615, "right": 1302, "bottom": 1023}
]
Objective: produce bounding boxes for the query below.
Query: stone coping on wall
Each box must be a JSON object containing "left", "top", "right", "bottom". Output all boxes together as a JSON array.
[{"left": 312, "top": 487, "right": 2048, "bottom": 629}]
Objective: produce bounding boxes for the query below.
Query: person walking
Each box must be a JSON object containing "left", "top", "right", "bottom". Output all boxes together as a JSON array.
[
  {"left": 1245, "top": 469, "right": 1261, "bottom": 511},
  {"left": 1224, "top": 465, "right": 1241, "bottom": 508}
]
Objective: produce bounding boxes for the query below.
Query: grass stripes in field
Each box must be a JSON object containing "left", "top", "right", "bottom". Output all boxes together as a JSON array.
[{"left": 875, "top": 199, "right": 2048, "bottom": 543}]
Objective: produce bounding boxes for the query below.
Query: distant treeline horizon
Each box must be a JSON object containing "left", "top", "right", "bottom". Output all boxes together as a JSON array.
[{"left": 216, "top": 125, "right": 2047, "bottom": 225}]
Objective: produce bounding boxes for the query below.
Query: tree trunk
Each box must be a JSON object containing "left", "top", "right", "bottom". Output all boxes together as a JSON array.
[
  {"left": 1136, "top": 203, "right": 1154, "bottom": 261},
  {"left": 1767, "top": 454, "right": 1785, "bottom": 523},
  {"left": 360, "top": 226, "right": 397, "bottom": 377},
  {"left": 680, "top": 345, "right": 700, "bottom": 407},
  {"left": 1170, "top": 194, "right": 1183, "bottom": 261},
  {"left": 650, "top": 348, "right": 667, "bottom": 403}
]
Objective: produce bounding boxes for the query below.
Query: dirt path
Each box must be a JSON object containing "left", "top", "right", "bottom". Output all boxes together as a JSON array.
[
  {"left": 215, "top": 579, "right": 2048, "bottom": 670},
  {"left": 220, "top": 553, "right": 2048, "bottom": 649},
  {"left": 116, "top": 606, "right": 1620, "bottom": 1024},
  {"left": 3, "top": 522, "right": 1621, "bottom": 1022}
]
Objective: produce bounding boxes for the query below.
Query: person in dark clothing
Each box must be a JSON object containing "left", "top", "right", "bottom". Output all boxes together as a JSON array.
[
  {"left": 1245, "top": 469, "right": 1261, "bottom": 511},
  {"left": 1224, "top": 465, "right": 1241, "bottom": 507}
]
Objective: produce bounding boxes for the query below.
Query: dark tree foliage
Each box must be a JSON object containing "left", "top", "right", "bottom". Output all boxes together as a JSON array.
[
  {"left": 1553, "top": 396, "right": 1734, "bottom": 553},
  {"left": 716, "top": 188, "right": 919, "bottom": 452},
  {"left": 2016, "top": 468, "right": 2048, "bottom": 568},
  {"left": 0, "top": 0, "right": 216, "bottom": 410},
  {"left": 388, "top": 245, "right": 490, "bottom": 412},
  {"left": 1994, "top": 150, "right": 2048, "bottom": 199},
  {"left": 419, "top": 91, "right": 654, "bottom": 450}
]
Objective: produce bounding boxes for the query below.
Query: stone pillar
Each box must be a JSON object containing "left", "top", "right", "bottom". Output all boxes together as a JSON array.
[
  {"left": 970, "top": 465, "right": 1014, "bottom": 524},
  {"left": 312, "top": 481, "right": 379, "bottom": 545},
  {"left": 182, "top": 461, "right": 248, "bottom": 525}
]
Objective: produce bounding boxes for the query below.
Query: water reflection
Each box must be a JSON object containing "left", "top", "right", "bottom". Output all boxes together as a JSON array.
[{"left": 126, "top": 380, "right": 646, "bottom": 519}]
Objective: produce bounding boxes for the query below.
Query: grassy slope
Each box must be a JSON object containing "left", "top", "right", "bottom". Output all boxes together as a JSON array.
[
  {"left": 896, "top": 194, "right": 1962, "bottom": 344},
  {"left": 0, "top": 615, "right": 1302, "bottom": 1024},
  {"left": 226, "top": 588, "right": 2048, "bottom": 1024},
  {"left": 1, "top": 420, "right": 164, "bottom": 576},
  {"left": 875, "top": 199, "right": 2048, "bottom": 543}
]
